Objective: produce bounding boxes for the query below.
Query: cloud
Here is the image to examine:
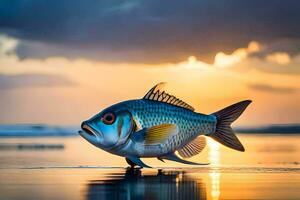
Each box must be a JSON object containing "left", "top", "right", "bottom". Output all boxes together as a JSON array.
[
  {"left": 233, "top": 54, "right": 300, "bottom": 74},
  {"left": 0, "top": 34, "right": 17, "bottom": 55},
  {"left": 251, "top": 39, "right": 300, "bottom": 58},
  {"left": 265, "top": 52, "right": 291, "bottom": 65},
  {"left": 0, "top": 35, "right": 75, "bottom": 89},
  {"left": 248, "top": 83, "right": 298, "bottom": 94},
  {"left": 1, "top": 33, "right": 300, "bottom": 80},
  {"left": 207, "top": 40, "right": 300, "bottom": 74},
  {"left": 0, "top": 74, "right": 75, "bottom": 90},
  {"left": 213, "top": 41, "right": 261, "bottom": 68},
  {"left": 1, "top": 0, "right": 300, "bottom": 63},
  {"left": 0, "top": 36, "right": 299, "bottom": 125}
]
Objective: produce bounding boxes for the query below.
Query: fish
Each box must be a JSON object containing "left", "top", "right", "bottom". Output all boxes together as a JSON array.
[{"left": 79, "top": 83, "right": 251, "bottom": 168}]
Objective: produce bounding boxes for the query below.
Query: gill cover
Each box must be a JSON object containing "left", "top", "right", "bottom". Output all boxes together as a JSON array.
[{"left": 81, "top": 108, "right": 134, "bottom": 150}]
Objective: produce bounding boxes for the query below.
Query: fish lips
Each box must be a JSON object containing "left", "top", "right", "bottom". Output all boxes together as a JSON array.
[
  {"left": 79, "top": 122, "right": 103, "bottom": 142},
  {"left": 79, "top": 123, "right": 117, "bottom": 150}
]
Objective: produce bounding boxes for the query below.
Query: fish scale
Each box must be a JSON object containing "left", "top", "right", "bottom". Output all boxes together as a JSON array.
[
  {"left": 80, "top": 83, "right": 251, "bottom": 168},
  {"left": 124, "top": 99, "right": 216, "bottom": 156}
]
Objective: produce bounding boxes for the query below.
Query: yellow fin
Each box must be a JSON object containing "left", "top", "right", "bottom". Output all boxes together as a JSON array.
[
  {"left": 144, "top": 124, "right": 177, "bottom": 144},
  {"left": 178, "top": 136, "right": 206, "bottom": 158}
]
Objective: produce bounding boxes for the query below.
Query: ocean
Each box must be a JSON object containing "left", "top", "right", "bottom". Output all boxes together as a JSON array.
[{"left": 0, "top": 134, "right": 299, "bottom": 200}]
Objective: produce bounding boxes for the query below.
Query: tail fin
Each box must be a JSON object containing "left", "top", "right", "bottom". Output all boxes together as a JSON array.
[{"left": 209, "top": 100, "right": 252, "bottom": 152}]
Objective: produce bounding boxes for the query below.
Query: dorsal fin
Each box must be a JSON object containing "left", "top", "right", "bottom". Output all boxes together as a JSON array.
[
  {"left": 143, "top": 82, "right": 195, "bottom": 111},
  {"left": 177, "top": 136, "right": 206, "bottom": 158}
]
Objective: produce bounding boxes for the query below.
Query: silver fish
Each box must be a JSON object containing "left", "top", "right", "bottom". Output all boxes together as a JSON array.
[{"left": 79, "top": 83, "right": 251, "bottom": 168}]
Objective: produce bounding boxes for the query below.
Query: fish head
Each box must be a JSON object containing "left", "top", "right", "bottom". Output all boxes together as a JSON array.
[{"left": 79, "top": 104, "right": 135, "bottom": 150}]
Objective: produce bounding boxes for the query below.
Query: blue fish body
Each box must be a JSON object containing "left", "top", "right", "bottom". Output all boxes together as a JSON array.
[
  {"left": 79, "top": 83, "right": 251, "bottom": 168},
  {"left": 111, "top": 99, "right": 216, "bottom": 157}
]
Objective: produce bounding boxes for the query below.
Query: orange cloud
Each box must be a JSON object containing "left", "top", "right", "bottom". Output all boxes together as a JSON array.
[
  {"left": 213, "top": 41, "right": 261, "bottom": 68},
  {"left": 0, "top": 35, "right": 299, "bottom": 126},
  {"left": 265, "top": 52, "right": 291, "bottom": 65}
]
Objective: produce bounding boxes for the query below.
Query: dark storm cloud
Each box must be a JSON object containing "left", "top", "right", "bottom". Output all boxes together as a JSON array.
[
  {"left": 1, "top": 0, "right": 300, "bottom": 63},
  {"left": 0, "top": 74, "right": 75, "bottom": 90},
  {"left": 249, "top": 84, "right": 299, "bottom": 94}
]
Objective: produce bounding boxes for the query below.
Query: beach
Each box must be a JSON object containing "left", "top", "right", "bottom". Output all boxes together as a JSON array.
[{"left": 0, "top": 134, "right": 299, "bottom": 200}]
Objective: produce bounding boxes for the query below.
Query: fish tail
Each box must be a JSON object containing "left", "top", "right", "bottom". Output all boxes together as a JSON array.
[{"left": 209, "top": 100, "right": 252, "bottom": 152}]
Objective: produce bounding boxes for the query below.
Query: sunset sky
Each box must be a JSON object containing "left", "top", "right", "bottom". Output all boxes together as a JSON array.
[{"left": 0, "top": 1, "right": 299, "bottom": 126}]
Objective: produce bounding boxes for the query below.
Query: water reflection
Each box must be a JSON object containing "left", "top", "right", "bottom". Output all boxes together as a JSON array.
[
  {"left": 86, "top": 169, "right": 207, "bottom": 200},
  {"left": 208, "top": 138, "right": 220, "bottom": 200}
]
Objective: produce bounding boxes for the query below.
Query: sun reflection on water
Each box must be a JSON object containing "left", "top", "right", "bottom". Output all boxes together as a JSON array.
[{"left": 208, "top": 138, "right": 220, "bottom": 200}]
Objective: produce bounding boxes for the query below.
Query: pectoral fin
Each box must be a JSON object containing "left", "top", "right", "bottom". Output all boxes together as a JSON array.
[
  {"left": 126, "top": 156, "right": 152, "bottom": 168},
  {"left": 160, "top": 153, "right": 209, "bottom": 165},
  {"left": 131, "top": 124, "right": 178, "bottom": 145},
  {"left": 144, "top": 124, "right": 177, "bottom": 144}
]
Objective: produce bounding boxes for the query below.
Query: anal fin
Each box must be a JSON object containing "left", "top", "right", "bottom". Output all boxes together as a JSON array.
[
  {"left": 178, "top": 136, "right": 206, "bottom": 158},
  {"left": 157, "top": 157, "right": 165, "bottom": 163},
  {"left": 160, "top": 153, "right": 209, "bottom": 165}
]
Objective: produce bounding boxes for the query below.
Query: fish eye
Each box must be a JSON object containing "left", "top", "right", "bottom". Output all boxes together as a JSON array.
[{"left": 101, "top": 112, "right": 116, "bottom": 125}]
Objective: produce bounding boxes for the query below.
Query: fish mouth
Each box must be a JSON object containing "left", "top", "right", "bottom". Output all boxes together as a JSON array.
[{"left": 80, "top": 122, "right": 100, "bottom": 138}]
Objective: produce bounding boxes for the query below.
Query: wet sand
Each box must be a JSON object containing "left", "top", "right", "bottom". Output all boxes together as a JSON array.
[{"left": 0, "top": 134, "right": 299, "bottom": 200}]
